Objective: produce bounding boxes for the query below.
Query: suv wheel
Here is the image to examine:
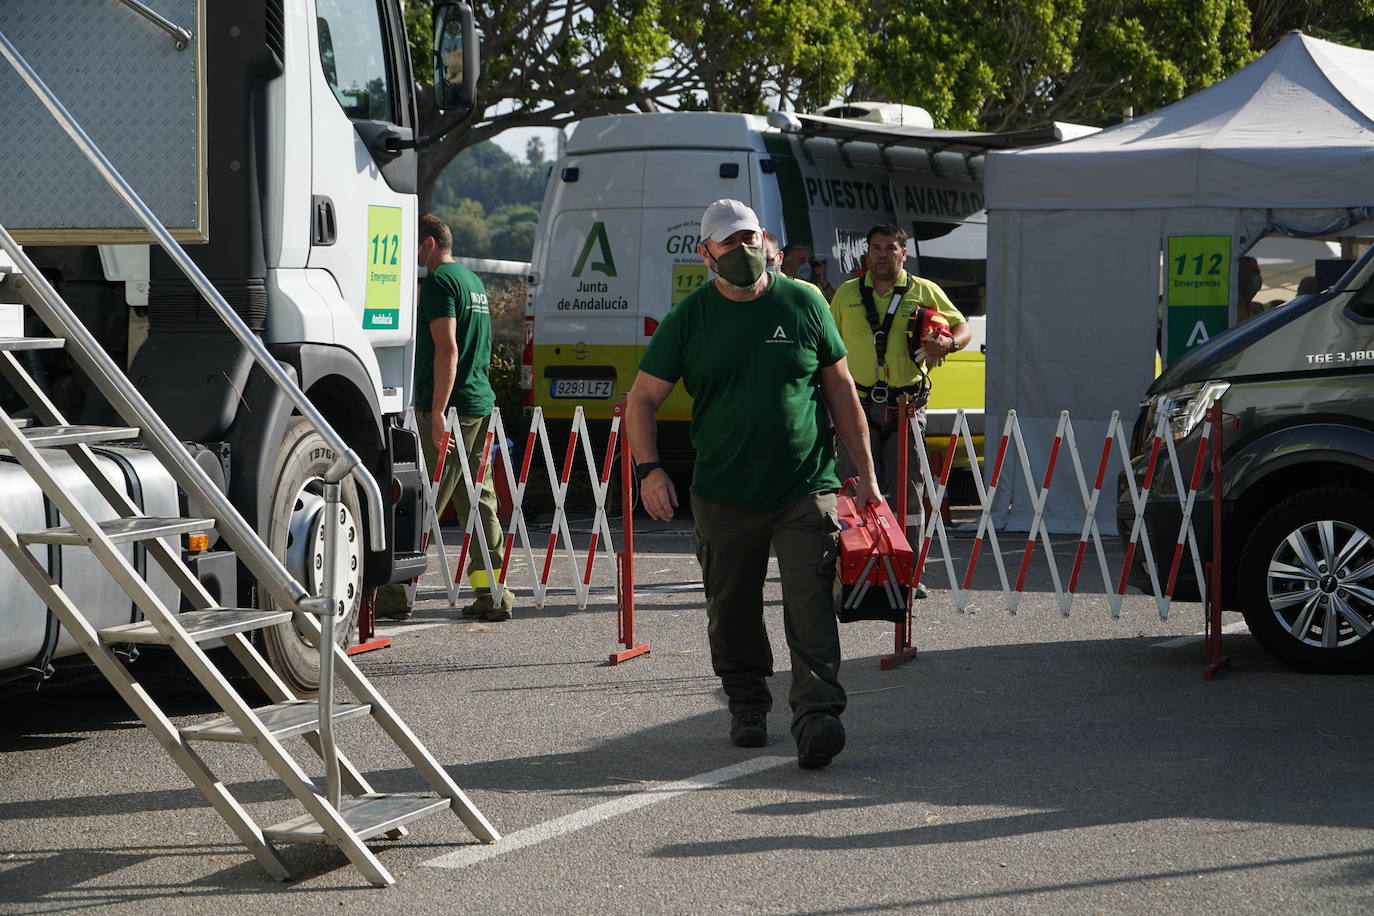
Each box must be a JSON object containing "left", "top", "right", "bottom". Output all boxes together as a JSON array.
[{"left": 1238, "top": 486, "right": 1374, "bottom": 672}]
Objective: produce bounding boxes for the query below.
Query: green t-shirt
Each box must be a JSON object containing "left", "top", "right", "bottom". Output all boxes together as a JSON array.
[
  {"left": 414, "top": 261, "right": 495, "bottom": 417},
  {"left": 638, "top": 274, "right": 847, "bottom": 510}
]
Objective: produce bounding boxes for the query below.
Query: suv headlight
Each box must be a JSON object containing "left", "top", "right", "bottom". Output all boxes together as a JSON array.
[{"left": 1152, "top": 380, "right": 1230, "bottom": 441}]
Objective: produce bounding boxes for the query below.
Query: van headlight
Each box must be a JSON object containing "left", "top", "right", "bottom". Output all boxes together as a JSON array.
[{"left": 1152, "top": 380, "right": 1230, "bottom": 441}]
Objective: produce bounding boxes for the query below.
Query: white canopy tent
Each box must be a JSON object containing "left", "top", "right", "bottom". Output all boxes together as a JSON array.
[{"left": 984, "top": 31, "right": 1374, "bottom": 532}]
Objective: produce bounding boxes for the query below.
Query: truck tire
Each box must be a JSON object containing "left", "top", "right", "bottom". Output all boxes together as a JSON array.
[
  {"left": 1237, "top": 486, "right": 1374, "bottom": 673},
  {"left": 260, "top": 418, "right": 363, "bottom": 694}
]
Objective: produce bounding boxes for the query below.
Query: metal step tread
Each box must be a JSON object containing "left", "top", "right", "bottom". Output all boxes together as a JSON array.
[
  {"left": 18, "top": 424, "right": 140, "bottom": 448},
  {"left": 99, "top": 608, "right": 293, "bottom": 645},
  {"left": 19, "top": 515, "right": 213, "bottom": 546},
  {"left": 263, "top": 794, "right": 450, "bottom": 844},
  {"left": 0, "top": 336, "right": 64, "bottom": 351},
  {"left": 181, "top": 700, "right": 372, "bottom": 743}
]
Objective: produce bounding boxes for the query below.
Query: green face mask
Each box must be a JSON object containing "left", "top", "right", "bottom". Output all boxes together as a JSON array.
[{"left": 711, "top": 244, "right": 766, "bottom": 288}]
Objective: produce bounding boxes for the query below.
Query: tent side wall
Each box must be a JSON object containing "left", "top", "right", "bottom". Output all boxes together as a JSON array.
[{"left": 986, "top": 207, "right": 1261, "bottom": 533}]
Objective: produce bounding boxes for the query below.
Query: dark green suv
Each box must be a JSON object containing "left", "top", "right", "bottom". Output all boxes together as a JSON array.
[{"left": 1121, "top": 252, "right": 1374, "bottom": 672}]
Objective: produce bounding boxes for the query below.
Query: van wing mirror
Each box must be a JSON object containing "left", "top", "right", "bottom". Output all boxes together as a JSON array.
[{"left": 433, "top": 2, "right": 477, "bottom": 114}]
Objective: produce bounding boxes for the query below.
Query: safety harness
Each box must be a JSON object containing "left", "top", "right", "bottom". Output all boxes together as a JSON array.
[{"left": 857, "top": 280, "right": 932, "bottom": 408}]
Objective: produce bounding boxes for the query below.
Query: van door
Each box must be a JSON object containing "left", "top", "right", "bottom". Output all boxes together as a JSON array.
[{"left": 531, "top": 152, "right": 645, "bottom": 423}]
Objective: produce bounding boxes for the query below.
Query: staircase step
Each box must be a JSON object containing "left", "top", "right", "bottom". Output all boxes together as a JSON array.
[
  {"left": 99, "top": 608, "right": 294, "bottom": 645},
  {"left": 0, "top": 336, "right": 64, "bottom": 352},
  {"left": 19, "top": 424, "right": 140, "bottom": 448},
  {"left": 180, "top": 701, "right": 372, "bottom": 743},
  {"left": 19, "top": 515, "right": 213, "bottom": 546},
  {"left": 263, "top": 794, "right": 450, "bottom": 844}
]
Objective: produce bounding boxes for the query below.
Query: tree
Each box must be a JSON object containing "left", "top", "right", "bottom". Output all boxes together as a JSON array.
[
  {"left": 487, "top": 204, "right": 541, "bottom": 261},
  {"left": 1246, "top": 0, "right": 1374, "bottom": 48},
  {"left": 402, "top": 0, "right": 865, "bottom": 207},
  {"left": 436, "top": 141, "right": 546, "bottom": 217},
  {"left": 853, "top": 0, "right": 1255, "bottom": 131},
  {"left": 525, "top": 136, "right": 547, "bottom": 168},
  {"left": 439, "top": 198, "right": 489, "bottom": 258}
]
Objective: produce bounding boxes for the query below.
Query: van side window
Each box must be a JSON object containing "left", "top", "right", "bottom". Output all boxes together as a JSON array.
[
  {"left": 316, "top": 0, "right": 395, "bottom": 123},
  {"left": 1346, "top": 282, "right": 1374, "bottom": 321}
]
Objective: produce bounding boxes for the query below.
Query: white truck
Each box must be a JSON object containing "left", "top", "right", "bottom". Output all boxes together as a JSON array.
[
  {"left": 0, "top": 0, "right": 474, "bottom": 693},
  {"left": 0, "top": 0, "right": 506, "bottom": 889},
  {"left": 523, "top": 109, "right": 1061, "bottom": 472}
]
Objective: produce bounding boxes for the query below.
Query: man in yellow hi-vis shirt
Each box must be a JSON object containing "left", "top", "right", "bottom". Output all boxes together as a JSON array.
[{"left": 830, "top": 224, "right": 971, "bottom": 587}]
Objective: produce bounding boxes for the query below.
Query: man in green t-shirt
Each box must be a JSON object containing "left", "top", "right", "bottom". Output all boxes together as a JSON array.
[
  {"left": 377, "top": 213, "right": 512, "bottom": 622},
  {"left": 627, "top": 199, "right": 880, "bottom": 770}
]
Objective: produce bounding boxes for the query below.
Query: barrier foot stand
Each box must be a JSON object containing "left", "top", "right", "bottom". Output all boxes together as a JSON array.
[
  {"left": 609, "top": 550, "right": 650, "bottom": 665},
  {"left": 880, "top": 622, "right": 919, "bottom": 670},
  {"left": 879, "top": 648, "right": 919, "bottom": 670},
  {"left": 348, "top": 590, "right": 392, "bottom": 656},
  {"left": 1202, "top": 563, "right": 1229, "bottom": 681}
]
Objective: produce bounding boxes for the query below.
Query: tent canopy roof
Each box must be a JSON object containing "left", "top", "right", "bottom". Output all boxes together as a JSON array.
[{"left": 986, "top": 32, "right": 1374, "bottom": 210}]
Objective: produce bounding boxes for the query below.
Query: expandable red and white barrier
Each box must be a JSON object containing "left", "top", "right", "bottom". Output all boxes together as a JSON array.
[
  {"left": 889, "top": 395, "right": 1225, "bottom": 676},
  {"left": 395, "top": 392, "right": 1225, "bottom": 677},
  {"left": 406, "top": 400, "right": 645, "bottom": 662}
]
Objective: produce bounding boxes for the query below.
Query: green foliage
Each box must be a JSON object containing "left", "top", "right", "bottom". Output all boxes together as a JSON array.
[
  {"left": 401, "top": 0, "right": 872, "bottom": 202},
  {"left": 1248, "top": 0, "right": 1374, "bottom": 48},
  {"left": 484, "top": 278, "right": 525, "bottom": 423},
  {"left": 436, "top": 141, "right": 546, "bottom": 217},
  {"left": 657, "top": 0, "right": 866, "bottom": 112},
  {"left": 855, "top": 0, "right": 1256, "bottom": 130},
  {"left": 404, "top": 0, "right": 1372, "bottom": 212},
  {"left": 430, "top": 142, "right": 545, "bottom": 261}
]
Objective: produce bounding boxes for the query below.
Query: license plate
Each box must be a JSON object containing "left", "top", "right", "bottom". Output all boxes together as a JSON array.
[{"left": 550, "top": 379, "right": 614, "bottom": 399}]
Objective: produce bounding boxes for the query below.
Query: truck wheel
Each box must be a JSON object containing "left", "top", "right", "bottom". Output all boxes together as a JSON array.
[
  {"left": 260, "top": 418, "right": 364, "bottom": 695},
  {"left": 1237, "top": 486, "right": 1374, "bottom": 673}
]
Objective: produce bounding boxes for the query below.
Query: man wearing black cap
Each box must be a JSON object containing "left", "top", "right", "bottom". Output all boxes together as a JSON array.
[{"left": 626, "top": 198, "right": 880, "bottom": 769}]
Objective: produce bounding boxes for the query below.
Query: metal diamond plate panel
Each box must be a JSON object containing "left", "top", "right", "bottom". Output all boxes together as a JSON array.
[{"left": 0, "top": 0, "right": 202, "bottom": 241}]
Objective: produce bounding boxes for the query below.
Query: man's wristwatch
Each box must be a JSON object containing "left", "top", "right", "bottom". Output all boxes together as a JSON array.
[{"left": 635, "top": 461, "right": 663, "bottom": 480}]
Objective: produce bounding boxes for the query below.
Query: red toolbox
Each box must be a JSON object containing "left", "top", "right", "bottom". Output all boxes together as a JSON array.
[{"left": 835, "top": 484, "right": 914, "bottom": 623}]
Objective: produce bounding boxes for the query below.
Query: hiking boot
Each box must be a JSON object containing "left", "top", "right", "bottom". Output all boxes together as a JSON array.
[
  {"left": 462, "top": 588, "right": 514, "bottom": 622},
  {"left": 797, "top": 714, "right": 845, "bottom": 769},
  {"left": 730, "top": 709, "right": 768, "bottom": 748}
]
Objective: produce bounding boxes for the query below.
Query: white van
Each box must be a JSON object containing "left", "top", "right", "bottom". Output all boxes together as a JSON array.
[{"left": 523, "top": 110, "right": 1058, "bottom": 467}]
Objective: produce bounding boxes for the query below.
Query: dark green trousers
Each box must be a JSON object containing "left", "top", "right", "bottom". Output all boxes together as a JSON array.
[{"left": 691, "top": 491, "right": 845, "bottom": 739}]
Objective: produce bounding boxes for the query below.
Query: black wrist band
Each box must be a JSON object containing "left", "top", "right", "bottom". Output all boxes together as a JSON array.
[{"left": 635, "top": 461, "right": 662, "bottom": 480}]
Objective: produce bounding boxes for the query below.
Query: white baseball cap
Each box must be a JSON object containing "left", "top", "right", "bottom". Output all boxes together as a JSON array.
[{"left": 700, "top": 199, "right": 761, "bottom": 243}]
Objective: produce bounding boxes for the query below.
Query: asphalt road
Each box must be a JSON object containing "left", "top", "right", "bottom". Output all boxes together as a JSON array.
[{"left": 3, "top": 516, "right": 1373, "bottom": 914}]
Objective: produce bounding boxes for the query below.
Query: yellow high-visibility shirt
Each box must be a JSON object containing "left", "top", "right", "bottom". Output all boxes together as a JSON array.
[{"left": 829, "top": 270, "right": 965, "bottom": 388}]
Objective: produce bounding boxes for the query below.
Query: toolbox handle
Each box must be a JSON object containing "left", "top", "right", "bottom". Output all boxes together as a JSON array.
[{"left": 840, "top": 477, "right": 895, "bottom": 556}]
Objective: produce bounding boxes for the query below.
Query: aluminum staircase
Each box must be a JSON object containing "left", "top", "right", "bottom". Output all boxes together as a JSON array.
[{"left": 0, "top": 29, "right": 499, "bottom": 887}]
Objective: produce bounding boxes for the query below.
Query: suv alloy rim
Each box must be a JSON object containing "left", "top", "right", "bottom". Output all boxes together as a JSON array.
[{"left": 1266, "top": 520, "right": 1374, "bottom": 648}]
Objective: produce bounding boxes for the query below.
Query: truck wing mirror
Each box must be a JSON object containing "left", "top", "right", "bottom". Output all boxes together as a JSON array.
[
  {"left": 389, "top": 2, "right": 478, "bottom": 153},
  {"left": 433, "top": 2, "right": 477, "bottom": 115}
]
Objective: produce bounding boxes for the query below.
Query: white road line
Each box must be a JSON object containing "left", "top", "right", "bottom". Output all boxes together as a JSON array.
[
  {"left": 376, "top": 621, "right": 452, "bottom": 635},
  {"left": 1152, "top": 620, "right": 1250, "bottom": 648},
  {"left": 422, "top": 755, "right": 791, "bottom": 870}
]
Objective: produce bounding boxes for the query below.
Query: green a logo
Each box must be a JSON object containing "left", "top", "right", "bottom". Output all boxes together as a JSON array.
[{"left": 572, "top": 221, "right": 617, "bottom": 277}]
